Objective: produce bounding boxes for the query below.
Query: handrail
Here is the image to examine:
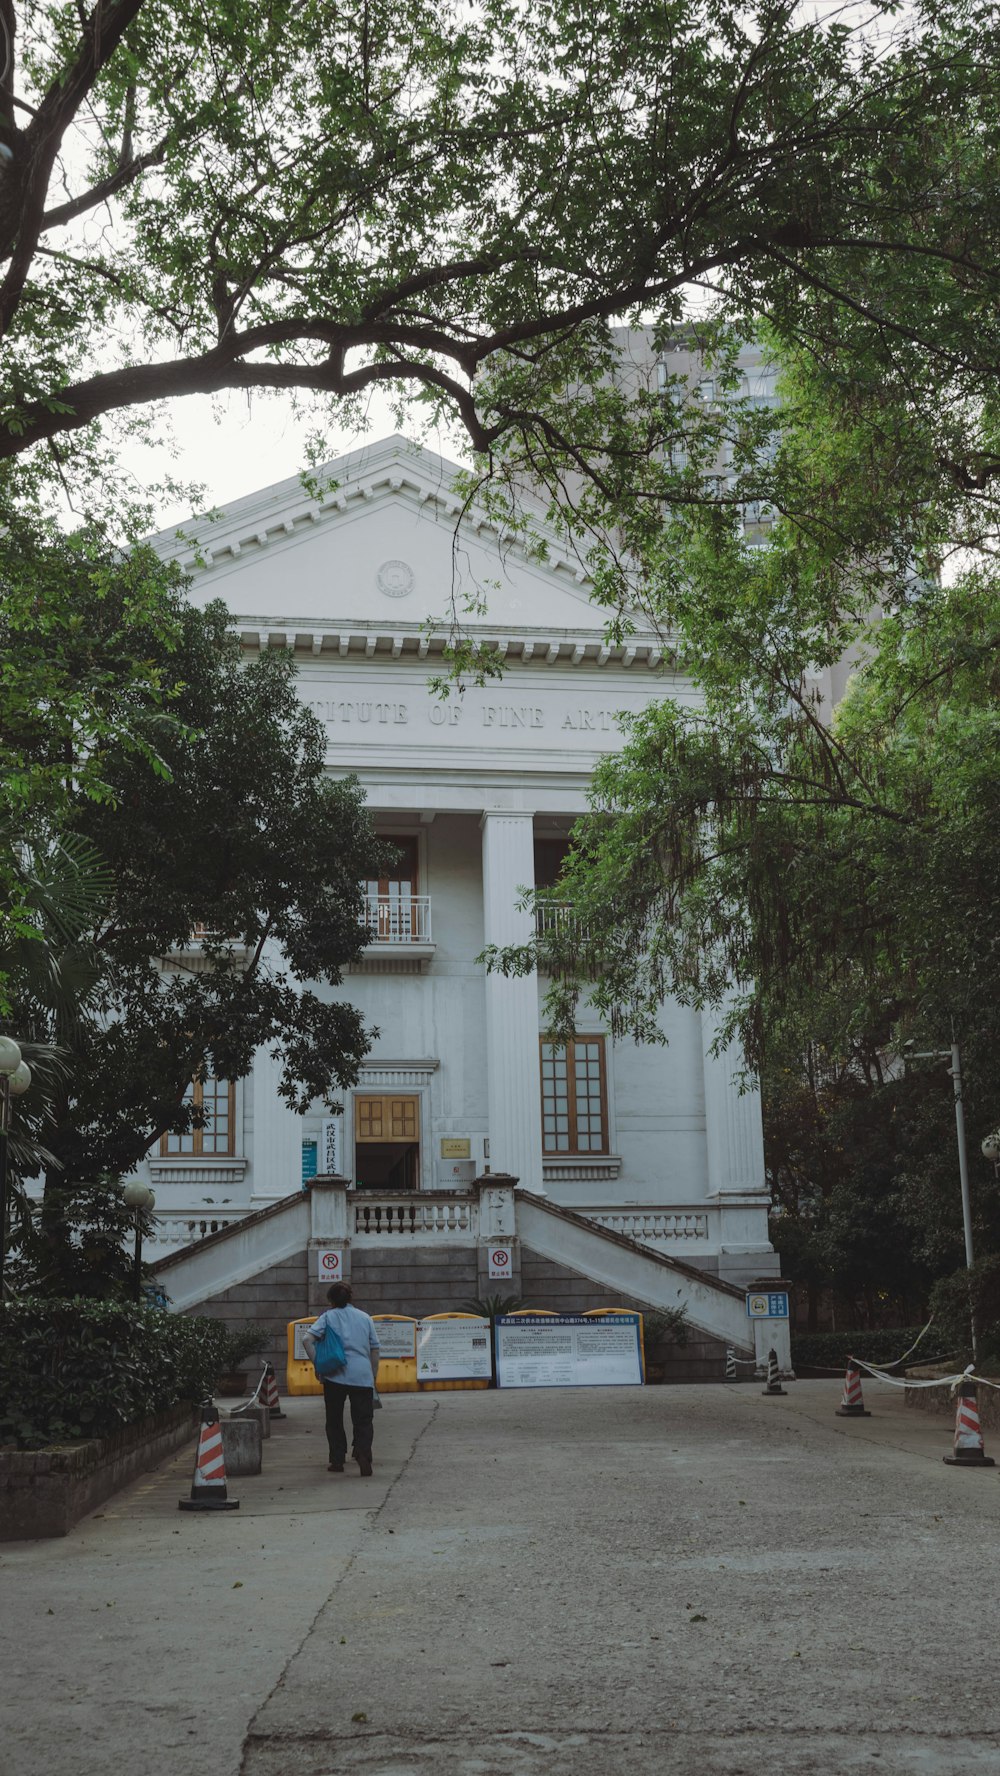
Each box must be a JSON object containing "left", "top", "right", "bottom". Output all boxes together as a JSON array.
[{"left": 361, "top": 892, "right": 433, "bottom": 943}]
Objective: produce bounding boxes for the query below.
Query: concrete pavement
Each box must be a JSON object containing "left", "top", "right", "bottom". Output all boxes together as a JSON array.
[{"left": 2, "top": 1382, "right": 999, "bottom": 1776}]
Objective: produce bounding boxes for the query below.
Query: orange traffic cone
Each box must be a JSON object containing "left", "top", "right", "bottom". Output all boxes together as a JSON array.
[
  {"left": 179, "top": 1400, "right": 240, "bottom": 1511},
  {"left": 836, "top": 1359, "right": 871, "bottom": 1418},
  {"left": 263, "top": 1362, "right": 286, "bottom": 1420},
  {"left": 943, "top": 1380, "right": 995, "bottom": 1468}
]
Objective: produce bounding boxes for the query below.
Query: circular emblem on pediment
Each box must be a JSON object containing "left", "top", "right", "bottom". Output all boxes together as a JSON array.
[{"left": 376, "top": 559, "right": 414, "bottom": 598}]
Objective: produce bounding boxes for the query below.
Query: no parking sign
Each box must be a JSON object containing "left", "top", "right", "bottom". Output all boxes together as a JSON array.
[
  {"left": 316, "top": 1247, "right": 343, "bottom": 1282},
  {"left": 488, "top": 1245, "right": 513, "bottom": 1280}
]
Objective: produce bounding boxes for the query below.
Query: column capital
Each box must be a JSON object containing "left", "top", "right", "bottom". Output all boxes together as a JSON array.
[{"left": 479, "top": 808, "right": 535, "bottom": 830}]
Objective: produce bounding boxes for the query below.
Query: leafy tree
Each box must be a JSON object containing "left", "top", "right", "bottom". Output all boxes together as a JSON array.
[
  {"left": 5, "top": 573, "right": 388, "bottom": 1286},
  {"left": 0, "top": 520, "right": 190, "bottom": 967},
  {"left": 0, "top": 0, "right": 996, "bottom": 523},
  {"left": 482, "top": 553, "right": 1000, "bottom": 1316}
]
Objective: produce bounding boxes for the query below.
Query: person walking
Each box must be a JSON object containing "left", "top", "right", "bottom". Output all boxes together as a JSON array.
[{"left": 303, "top": 1281, "right": 381, "bottom": 1476}]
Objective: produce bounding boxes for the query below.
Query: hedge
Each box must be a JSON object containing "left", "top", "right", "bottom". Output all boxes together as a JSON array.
[
  {"left": 790, "top": 1328, "right": 936, "bottom": 1371},
  {"left": 0, "top": 1299, "right": 235, "bottom": 1450}
]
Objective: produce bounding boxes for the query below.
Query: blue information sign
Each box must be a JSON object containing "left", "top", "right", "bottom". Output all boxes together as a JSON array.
[{"left": 746, "top": 1290, "right": 790, "bottom": 1319}]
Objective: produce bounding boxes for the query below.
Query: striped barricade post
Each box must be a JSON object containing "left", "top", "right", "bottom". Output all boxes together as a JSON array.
[
  {"left": 179, "top": 1400, "right": 240, "bottom": 1512},
  {"left": 944, "top": 1380, "right": 995, "bottom": 1468},
  {"left": 835, "top": 1359, "right": 872, "bottom": 1418},
  {"left": 761, "top": 1348, "right": 786, "bottom": 1397}
]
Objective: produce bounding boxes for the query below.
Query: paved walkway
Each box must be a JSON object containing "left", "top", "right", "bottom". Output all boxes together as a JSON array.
[{"left": 3, "top": 1382, "right": 1000, "bottom": 1776}]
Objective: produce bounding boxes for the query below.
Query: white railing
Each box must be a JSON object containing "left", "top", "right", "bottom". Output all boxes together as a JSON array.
[
  {"left": 534, "top": 902, "right": 586, "bottom": 940},
  {"left": 149, "top": 1209, "right": 250, "bottom": 1255},
  {"left": 583, "top": 1208, "right": 709, "bottom": 1246},
  {"left": 351, "top": 1192, "right": 478, "bottom": 1240},
  {"left": 362, "top": 893, "right": 433, "bottom": 943}
]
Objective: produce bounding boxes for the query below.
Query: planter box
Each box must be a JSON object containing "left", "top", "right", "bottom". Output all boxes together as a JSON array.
[{"left": 0, "top": 1403, "right": 198, "bottom": 1542}]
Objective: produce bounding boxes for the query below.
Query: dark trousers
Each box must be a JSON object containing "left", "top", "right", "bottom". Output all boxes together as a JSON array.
[{"left": 323, "top": 1381, "right": 374, "bottom": 1464}]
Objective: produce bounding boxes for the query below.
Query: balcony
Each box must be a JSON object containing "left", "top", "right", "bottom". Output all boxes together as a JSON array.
[
  {"left": 351, "top": 892, "right": 436, "bottom": 974},
  {"left": 534, "top": 901, "right": 591, "bottom": 974},
  {"left": 534, "top": 901, "right": 585, "bottom": 938}
]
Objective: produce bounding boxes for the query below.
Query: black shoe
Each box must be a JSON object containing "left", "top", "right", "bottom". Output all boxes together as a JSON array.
[
  {"left": 358, "top": 1456, "right": 373, "bottom": 1477},
  {"left": 328, "top": 1462, "right": 344, "bottom": 1473}
]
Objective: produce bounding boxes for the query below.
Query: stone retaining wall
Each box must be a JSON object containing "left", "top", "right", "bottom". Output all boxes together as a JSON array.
[
  {"left": 905, "top": 1366, "right": 1000, "bottom": 1430},
  {"left": 1, "top": 1404, "right": 198, "bottom": 1541}
]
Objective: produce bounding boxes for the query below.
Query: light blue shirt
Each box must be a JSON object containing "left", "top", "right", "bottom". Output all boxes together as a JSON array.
[{"left": 308, "top": 1305, "right": 380, "bottom": 1389}]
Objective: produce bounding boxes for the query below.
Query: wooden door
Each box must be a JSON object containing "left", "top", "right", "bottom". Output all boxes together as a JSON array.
[{"left": 355, "top": 1095, "right": 420, "bottom": 1142}]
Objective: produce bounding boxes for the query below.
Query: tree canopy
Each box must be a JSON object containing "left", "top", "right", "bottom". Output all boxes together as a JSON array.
[
  {"left": 4, "top": 565, "right": 388, "bottom": 1285},
  {"left": 0, "top": 0, "right": 997, "bottom": 518}
]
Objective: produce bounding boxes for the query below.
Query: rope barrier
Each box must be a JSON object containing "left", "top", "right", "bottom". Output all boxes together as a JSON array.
[
  {"left": 850, "top": 1357, "right": 1000, "bottom": 1394},
  {"left": 227, "top": 1362, "right": 268, "bottom": 1415}
]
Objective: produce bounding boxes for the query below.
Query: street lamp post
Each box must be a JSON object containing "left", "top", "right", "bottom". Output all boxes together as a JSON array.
[
  {"left": 0, "top": 1036, "right": 32, "bottom": 1307},
  {"left": 907, "top": 1032, "right": 977, "bottom": 1360},
  {"left": 122, "top": 1180, "right": 156, "bottom": 1302}
]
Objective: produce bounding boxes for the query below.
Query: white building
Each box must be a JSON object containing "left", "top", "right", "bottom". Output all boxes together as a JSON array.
[{"left": 146, "top": 435, "right": 780, "bottom": 1374}]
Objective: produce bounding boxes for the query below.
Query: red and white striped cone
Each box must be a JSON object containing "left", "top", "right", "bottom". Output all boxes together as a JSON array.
[
  {"left": 263, "top": 1362, "right": 286, "bottom": 1420},
  {"left": 835, "top": 1359, "right": 871, "bottom": 1418},
  {"left": 179, "top": 1400, "right": 240, "bottom": 1511},
  {"left": 943, "top": 1381, "right": 995, "bottom": 1467},
  {"left": 761, "top": 1347, "right": 786, "bottom": 1396}
]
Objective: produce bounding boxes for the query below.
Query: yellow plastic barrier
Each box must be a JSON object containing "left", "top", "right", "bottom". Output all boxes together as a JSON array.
[
  {"left": 286, "top": 1316, "right": 323, "bottom": 1396},
  {"left": 417, "top": 1312, "right": 491, "bottom": 1390},
  {"left": 286, "top": 1313, "right": 419, "bottom": 1395},
  {"left": 583, "top": 1307, "right": 646, "bottom": 1382},
  {"left": 371, "top": 1315, "right": 420, "bottom": 1393}
]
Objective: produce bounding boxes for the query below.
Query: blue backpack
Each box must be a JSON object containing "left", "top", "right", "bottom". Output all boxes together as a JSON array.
[{"left": 313, "top": 1315, "right": 347, "bottom": 1381}]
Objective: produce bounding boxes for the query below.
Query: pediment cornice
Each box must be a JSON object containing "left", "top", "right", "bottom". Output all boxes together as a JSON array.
[
  {"left": 154, "top": 434, "right": 596, "bottom": 607},
  {"left": 239, "top": 618, "right": 668, "bottom": 671}
]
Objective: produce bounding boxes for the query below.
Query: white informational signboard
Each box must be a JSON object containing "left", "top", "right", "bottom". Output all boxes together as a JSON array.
[
  {"left": 417, "top": 1317, "right": 492, "bottom": 1381},
  {"left": 315, "top": 1247, "right": 343, "bottom": 1283},
  {"left": 495, "top": 1314, "right": 643, "bottom": 1389},
  {"left": 373, "top": 1319, "right": 417, "bottom": 1360},
  {"left": 487, "top": 1245, "right": 514, "bottom": 1281},
  {"left": 293, "top": 1322, "right": 313, "bottom": 1360},
  {"left": 320, "top": 1115, "right": 343, "bottom": 1175},
  {"left": 746, "top": 1290, "right": 790, "bottom": 1319}
]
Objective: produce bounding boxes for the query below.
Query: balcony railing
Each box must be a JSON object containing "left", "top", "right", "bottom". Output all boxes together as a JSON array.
[
  {"left": 534, "top": 902, "right": 588, "bottom": 941},
  {"left": 351, "top": 1191, "right": 477, "bottom": 1239},
  {"left": 362, "top": 893, "right": 432, "bottom": 943}
]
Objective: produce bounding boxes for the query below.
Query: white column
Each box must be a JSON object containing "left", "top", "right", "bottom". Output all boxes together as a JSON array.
[
  {"left": 481, "top": 811, "right": 544, "bottom": 1195},
  {"left": 249, "top": 1044, "right": 302, "bottom": 1203},
  {"left": 701, "top": 1005, "right": 775, "bottom": 1280}
]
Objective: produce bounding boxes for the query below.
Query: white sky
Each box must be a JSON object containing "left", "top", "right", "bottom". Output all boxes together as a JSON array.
[{"left": 129, "top": 386, "right": 471, "bottom": 532}]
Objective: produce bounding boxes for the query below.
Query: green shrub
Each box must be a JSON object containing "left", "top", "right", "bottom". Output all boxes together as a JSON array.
[
  {"left": 790, "top": 1327, "right": 935, "bottom": 1371},
  {"left": 218, "top": 1320, "right": 274, "bottom": 1370},
  {"left": 929, "top": 1256, "right": 1000, "bottom": 1364},
  {"left": 0, "top": 1298, "right": 233, "bottom": 1449},
  {"left": 459, "top": 1294, "right": 525, "bottom": 1321},
  {"left": 642, "top": 1307, "right": 689, "bottom": 1347}
]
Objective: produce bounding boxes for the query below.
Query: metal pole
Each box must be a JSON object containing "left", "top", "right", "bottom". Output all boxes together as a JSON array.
[
  {"left": 133, "top": 1209, "right": 143, "bottom": 1303},
  {"left": 950, "top": 1036, "right": 977, "bottom": 1362}
]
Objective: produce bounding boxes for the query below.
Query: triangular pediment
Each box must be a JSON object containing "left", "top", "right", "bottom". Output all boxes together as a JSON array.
[{"left": 152, "top": 436, "right": 621, "bottom": 638}]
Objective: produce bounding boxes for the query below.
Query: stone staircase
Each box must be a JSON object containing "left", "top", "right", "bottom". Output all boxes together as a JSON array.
[{"left": 153, "top": 1175, "right": 778, "bottom": 1385}]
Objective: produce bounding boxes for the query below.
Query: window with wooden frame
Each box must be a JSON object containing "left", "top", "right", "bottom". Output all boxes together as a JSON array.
[
  {"left": 161, "top": 1074, "right": 236, "bottom": 1156},
  {"left": 539, "top": 1036, "right": 609, "bottom": 1154},
  {"left": 364, "top": 837, "right": 420, "bottom": 941}
]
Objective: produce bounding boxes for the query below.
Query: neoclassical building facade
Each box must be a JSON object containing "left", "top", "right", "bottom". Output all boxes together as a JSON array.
[{"left": 141, "top": 434, "right": 776, "bottom": 1304}]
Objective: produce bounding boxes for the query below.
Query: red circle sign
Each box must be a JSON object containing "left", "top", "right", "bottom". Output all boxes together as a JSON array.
[
  {"left": 320, "top": 1250, "right": 341, "bottom": 1274},
  {"left": 490, "top": 1248, "right": 510, "bottom": 1269}
]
